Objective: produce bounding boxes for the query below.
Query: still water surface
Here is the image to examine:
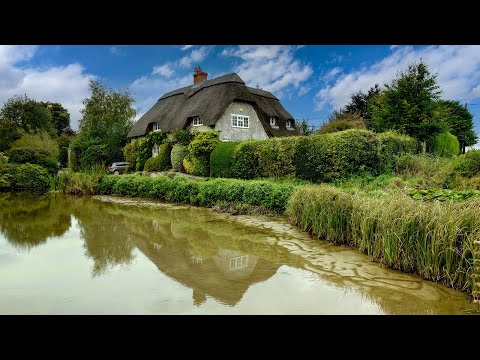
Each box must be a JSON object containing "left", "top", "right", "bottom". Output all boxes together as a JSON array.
[{"left": 0, "top": 192, "right": 476, "bottom": 314}]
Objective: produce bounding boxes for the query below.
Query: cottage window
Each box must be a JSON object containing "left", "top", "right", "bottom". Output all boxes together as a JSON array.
[
  {"left": 270, "top": 117, "right": 277, "bottom": 126},
  {"left": 153, "top": 123, "right": 161, "bottom": 132},
  {"left": 286, "top": 120, "right": 293, "bottom": 129},
  {"left": 192, "top": 117, "right": 203, "bottom": 126},
  {"left": 231, "top": 114, "right": 249, "bottom": 128}
]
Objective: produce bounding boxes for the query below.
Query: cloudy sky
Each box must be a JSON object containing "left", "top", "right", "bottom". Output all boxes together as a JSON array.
[{"left": 1, "top": 45, "right": 480, "bottom": 137}]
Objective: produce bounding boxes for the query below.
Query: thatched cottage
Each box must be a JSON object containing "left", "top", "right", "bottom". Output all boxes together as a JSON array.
[{"left": 127, "top": 67, "right": 299, "bottom": 142}]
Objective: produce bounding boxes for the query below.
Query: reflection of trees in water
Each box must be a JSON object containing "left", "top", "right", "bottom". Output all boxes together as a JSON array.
[
  {"left": 70, "top": 197, "right": 135, "bottom": 277},
  {"left": 0, "top": 192, "right": 71, "bottom": 251}
]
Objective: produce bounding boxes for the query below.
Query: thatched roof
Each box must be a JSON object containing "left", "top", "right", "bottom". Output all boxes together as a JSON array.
[{"left": 127, "top": 73, "right": 299, "bottom": 138}]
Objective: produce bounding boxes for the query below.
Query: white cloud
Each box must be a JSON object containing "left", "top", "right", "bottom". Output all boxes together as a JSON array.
[
  {"left": 315, "top": 45, "right": 480, "bottom": 111},
  {"left": 0, "top": 45, "right": 93, "bottom": 131},
  {"left": 179, "top": 46, "right": 211, "bottom": 68},
  {"left": 222, "top": 45, "right": 313, "bottom": 98},
  {"left": 130, "top": 74, "right": 192, "bottom": 119},
  {"left": 152, "top": 63, "right": 175, "bottom": 77},
  {"left": 180, "top": 45, "right": 194, "bottom": 51},
  {"left": 109, "top": 46, "right": 127, "bottom": 56}
]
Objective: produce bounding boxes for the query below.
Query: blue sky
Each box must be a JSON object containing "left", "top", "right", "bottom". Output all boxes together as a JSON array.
[{"left": 1, "top": 45, "right": 480, "bottom": 140}]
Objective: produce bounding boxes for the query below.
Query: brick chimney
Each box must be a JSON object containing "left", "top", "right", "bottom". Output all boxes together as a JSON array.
[{"left": 193, "top": 66, "right": 208, "bottom": 84}]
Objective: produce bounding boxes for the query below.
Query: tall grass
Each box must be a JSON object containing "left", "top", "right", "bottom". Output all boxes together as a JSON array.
[
  {"left": 287, "top": 185, "right": 480, "bottom": 294},
  {"left": 51, "top": 164, "right": 108, "bottom": 195}
]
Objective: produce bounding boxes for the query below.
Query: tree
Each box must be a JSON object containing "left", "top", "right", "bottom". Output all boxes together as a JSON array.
[
  {"left": 296, "top": 118, "right": 316, "bottom": 136},
  {"left": 0, "top": 95, "right": 56, "bottom": 137},
  {"left": 343, "top": 84, "right": 381, "bottom": 125},
  {"left": 434, "top": 100, "right": 477, "bottom": 153},
  {"left": 71, "top": 80, "right": 136, "bottom": 170},
  {"left": 42, "top": 102, "right": 71, "bottom": 136},
  {"left": 369, "top": 61, "right": 445, "bottom": 144}
]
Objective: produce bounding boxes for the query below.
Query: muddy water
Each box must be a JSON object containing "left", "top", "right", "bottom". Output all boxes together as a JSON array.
[{"left": 0, "top": 192, "right": 476, "bottom": 314}]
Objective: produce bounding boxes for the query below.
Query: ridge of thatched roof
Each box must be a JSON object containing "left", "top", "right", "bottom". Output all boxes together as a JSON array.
[{"left": 128, "top": 72, "right": 298, "bottom": 138}]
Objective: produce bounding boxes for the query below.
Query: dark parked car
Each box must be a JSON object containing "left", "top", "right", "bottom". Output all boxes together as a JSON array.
[{"left": 108, "top": 162, "right": 130, "bottom": 175}]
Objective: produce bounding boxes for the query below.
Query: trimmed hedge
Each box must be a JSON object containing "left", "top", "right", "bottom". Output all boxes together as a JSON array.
[
  {"left": 210, "top": 141, "right": 240, "bottom": 178},
  {"left": 171, "top": 144, "right": 188, "bottom": 172},
  {"left": 209, "top": 129, "right": 417, "bottom": 182},
  {"left": 294, "top": 129, "right": 380, "bottom": 182},
  {"left": 255, "top": 137, "right": 299, "bottom": 178},
  {"left": 7, "top": 148, "right": 59, "bottom": 176},
  {"left": 0, "top": 163, "right": 51, "bottom": 191},
  {"left": 457, "top": 149, "right": 480, "bottom": 178},
  {"left": 144, "top": 143, "right": 172, "bottom": 172},
  {"left": 231, "top": 140, "right": 261, "bottom": 179},
  {"left": 376, "top": 131, "right": 419, "bottom": 172},
  {"left": 97, "top": 174, "right": 294, "bottom": 214},
  {"left": 430, "top": 132, "right": 460, "bottom": 157}
]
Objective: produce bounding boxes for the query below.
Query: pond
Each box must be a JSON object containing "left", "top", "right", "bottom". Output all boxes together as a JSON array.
[{"left": 0, "top": 192, "right": 476, "bottom": 314}]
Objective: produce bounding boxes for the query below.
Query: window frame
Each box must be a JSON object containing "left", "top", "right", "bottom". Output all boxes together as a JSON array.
[
  {"left": 231, "top": 114, "right": 250, "bottom": 128},
  {"left": 270, "top": 117, "right": 277, "bottom": 126},
  {"left": 153, "top": 122, "right": 161, "bottom": 132},
  {"left": 286, "top": 119, "right": 293, "bottom": 129},
  {"left": 192, "top": 117, "right": 203, "bottom": 126}
]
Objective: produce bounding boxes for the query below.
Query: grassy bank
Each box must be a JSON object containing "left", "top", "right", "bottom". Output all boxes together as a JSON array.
[{"left": 287, "top": 185, "right": 479, "bottom": 293}]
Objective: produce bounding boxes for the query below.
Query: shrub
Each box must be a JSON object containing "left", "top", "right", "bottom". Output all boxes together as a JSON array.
[
  {"left": 377, "top": 131, "right": 419, "bottom": 172},
  {"left": 294, "top": 129, "right": 379, "bottom": 182},
  {"left": 317, "top": 113, "right": 366, "bottom": 134},
  {"left": 0, "top": 163, "right": 50, "bottom": 191},
  {"left": 255, "top": 137, "right": 299, "bottom": 178},
  {"left": 136, "top": 131, "right": 167, "bottom": 171},
  {"left": 429, "top": 132, "right": 460, "bottom": 157},
  {"left": 169, "top": 129, "right": 195, "bottom": 146},
  {"left": 231, "top": 140, "right": 261, "bottom": 179},
  {"left": 7, "top": 148, "right": 59, "bottom": 176},
  {"left": 210, "top": 142, "right": 240, "bottom": 178},
  {"left": 144, "top": 143, "right": 172, "bottom": 172},
  {"left": 457, "top": 149, "right": 480, "bottom": 178},
  {"left": 183, "top": 153, "right": 209, "bottom": 176},
  {"left": 11, "top": 130, "right": 59, "bottom": 159},
  {"left": 171, "top": 144, "right": 188, "bottom": 172},
  {"left": 0, "top": 152, "right": 8, "bottom": 165},
  {"left": 123, "top": 140, "right": 141, "bottom": 173},
  {"left": 184, "top": 131, "right": 220, "bottom": 176}
]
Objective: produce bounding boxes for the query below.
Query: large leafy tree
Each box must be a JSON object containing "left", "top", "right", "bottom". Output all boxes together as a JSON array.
[
  {"left": 0, "top": 95, "right": 56, "bottom": 137},
  {"left": 42, "top": 102, "right": 71, "bottom": 136},
  {"left": 435, "top": 100, "right": 477, "bottom": 153},
  {"left": 370, "top": 61, "right": 445, "bottom": 143},
  {"left": 70, "top": 80, "right": 136, "bottom": 170},
  {"left": 343, "top": 84, "right": 381, "bottom": 125}
]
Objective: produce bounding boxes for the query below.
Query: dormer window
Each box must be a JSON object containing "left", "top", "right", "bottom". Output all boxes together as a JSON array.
[
  {"left": 192, "top": 117, "right": 203, "bottom": 126},
  {"left": 153, "top": 122, "right": 161, "bottom": 132},
  {"left": 270, "top": 117, "right": 277, "bottom": 126},
  {"left": 286, "top": 120, "right": 293, "bottom": 129}
]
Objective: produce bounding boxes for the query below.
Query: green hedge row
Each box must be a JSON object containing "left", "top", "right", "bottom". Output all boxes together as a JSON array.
[
  {"left": 457, "top": 149, "right": 480, "bottom": 178},
  {"left": 429, "top": 132, "right": 460, "bottom": 157},
  {"left": 98, "top": 174, "right": 294, "bottom": 214},
  {"left": 0, "top": 163, "right": 51, "bottom": 191},
  {"left": 209, "top": 130, "right": 419, "bottom": 182}
]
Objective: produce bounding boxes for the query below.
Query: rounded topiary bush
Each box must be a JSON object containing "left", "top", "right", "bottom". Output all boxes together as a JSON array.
[
  {"left": 429, "top": 132, "right": 460, "bottom": 157},
  {"left": 171, "top": 144, "right": 188, "bottom": 172},
  {"left": 210, "top": 141, "right": 240, "bottom": 178},
  {"left": 144, "top": 144, "right": 172, "bottom": 172},
  {"left": 457, "top": 149, "right": 480, "bottom": 178}
]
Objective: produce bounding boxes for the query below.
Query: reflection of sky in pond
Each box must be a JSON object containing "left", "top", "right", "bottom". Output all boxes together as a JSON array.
[{"left": 0, "top": 193, "right": 476, "bottom": 315}]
